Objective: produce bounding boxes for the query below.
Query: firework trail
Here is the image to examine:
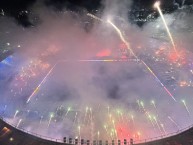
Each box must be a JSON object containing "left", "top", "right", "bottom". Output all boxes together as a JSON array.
[
  {"left": 160, "top": 123, "right": 167, "bottom": 135},
  {"left": 78, "top": 126, "right": 81, "bottom": 139},
  {"left": 39, "top": 116, "right": 43, "bottom": 124},
  {"left": 154, "top": 1, "right": 177, "bottom": 53},
  {"left": 151, "top": 100, "right": 156, "bottom": 109},
  {"left": 14, "top": 110, "right": 19, "bottom": 118},
  {"left": 181, "top": 100, "right": 190, "bottom": 116},
  {"left": 107, "top": 20, "right": 137, "bottom": 58},
  {"left": 65, "top": 107, "right": 71, "bottom": 116},
  {"left": 107, "top": 19, "right": 176, "bottom": 101},
  {"left": 73, "top": 112, "right": 78, "bottom": 124},
  {"left": 168, "top": 116, "right": 180, "bottom": 130},
  {"left": 153, "top": 116, "right": 162, "bottom": 134},
  {"left": 84, "top": 107, "right": 89, "bottom": 123},
  {"left": 148, "top": 114, "right": 156, "bottom": 128},
  {"left": 48, "top": 113, "right": 54, "bottom": 127},
  {"left": 87, "top": 13, "right": 104, "bottom": 23},
  {"left": 141, "top": 60, "right": 176, "bottom": 101},
  {"left": 97, "top": 131, "right": 100, "bottom": 141},
  {"left": 131, "top": 115, "right": 135, "bottom": 128},
  {"left": 16, "top": 119, "right": 22, "bottom": 128},
  {"left": 26, "top": 62, "right": 58, "bottom": 103}
]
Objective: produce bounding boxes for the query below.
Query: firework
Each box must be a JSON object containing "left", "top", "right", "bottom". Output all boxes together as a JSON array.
[
  {"left": 154, "top": 1, "right": 177, "bottom": 53},
  {"left": 181, "top": 100, "right": 190, "bottom": 116},
  {"left": 97, "top": 131, "right": 100, "bottom": 141},
  {"left": 26, "top": 63, "right": 57, "bottom": 103},
  {"left": 1, "top": 7, "right": 193, "bottom": 143},
  {"left": 107, "top": 19, "right": 176, "bottom": 101},
  {"left": 16, "top": 119, "right": 22, "bottom": 128},
  {"left": 14, "top": 110, "right": 19, "bottom": 118},
  {"left": 141, "top": 60, "right": 176, "bottom": 101},
  {"left": 148, "top": 114, "right": 155, "bottom": 128},
  {"left": 107, "top": 20, "right": 137, "bottom": 58},
  {"left": 39, "top": 116, "right": 43, "bottom": 124},
  {"left": 151, "top": 100, "right": 156, "bottom": 109},
  {"left": 74, "top": 112, "right": 78, "bottom": 124},
  {"left": 168, "top": 116, "right": 180, "bottom": 130},
  {"left": 78, "top": 125, "right": 81, "bottom": 139},
  {"left": 48, "top": 113, "right": 54, "bottom": 127},
  {"left": 87, "top": 13, "right": 104, "bottom": 23},
  {"left": 160, "top": 124, "right": 167, "bottom": 135},
  {"left": 65, "top": 107, "right": 71, "bottom": 116}
]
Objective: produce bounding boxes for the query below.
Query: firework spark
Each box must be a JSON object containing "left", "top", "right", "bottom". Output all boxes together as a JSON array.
[
  {"left": 26, "top": 63, "right": 58, "bottom": 103},
  {"left": 154, "top": 1, "right": 177, "bottom": 53},
  {"left": 181, "top": 100, "right": 190, "bottom": 116},
  {"left": 107, "top": 19, "right": 176, "bottom": 101}
]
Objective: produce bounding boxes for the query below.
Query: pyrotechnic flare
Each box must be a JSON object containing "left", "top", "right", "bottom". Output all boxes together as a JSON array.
[
  {"left": 73, "top": 112, "right": 78, "bottom": 124},
  {"left": 148, "top": 114, "right": 155, "bottom": 128},
  {"left": 65, "top": 107, "right": 71, "bottom": 116},
  {"left": 160, "top": 124, "right": 167, "bottom": 135},
  {"left": 107, "top": 20, "right": 137, "bottom": 58},
  {"left": 181, "top": 100, "right": 190, "bottom": 116},
  {"left": 78, "top": 126, "right": 81, "bottom": 139},
  {"left": 140, "top": 101, "right": 145, "bottom": 111},
  {"left": 87, "top": 13, "right": 104, "bottom": 22},
  {"left": 39, "top": 116, "right": 43, "bottom": 124},
  {"left": 79, "top": 59, "right": 139, "bottom": 62},
  {"left": 14, "top": 110, "right": 19, "bottom": 118},
  {"left": 90, "top": 108, "right": 93, "bottom": 123},
  {"left": 104, "top": 125, "right": 108, "bottom": 134},
  {"left": 131, "top": 115, "right": 135, "bottom": 128},
  {"left": 107, "top": 19, "right": 176, "bottom": 101},
  {"left": 84, "top": 107, "right": 89, "bottom": 123},
  {"left": 26, "top": 63, "right": 57, "bottom": 103},
  {"left": 154, "top": 1, "right": 177, "bottom": 53},
  {"left": 16, "top": 119, "right": 22, "bottom": 128},
  {"left": 107, "top": 106, "right": 110, "bottom": 115},
  {"left": 151, "top": 100, "right": 156, "bottom": 109},
  {"left": 168, "top": 116, "right": 180, "bottom": 130},
  {"left": 141, "top": 60, "right": 176, "bottom": 101},
  {"left": 97, "top": 131, "right": 100, "bottom": 141},
  {"left": 153, "top": 116, "right": 162, "bottom": 133},
  {"left": 48, "top": 113, "right": 54, "bottom": 127}
]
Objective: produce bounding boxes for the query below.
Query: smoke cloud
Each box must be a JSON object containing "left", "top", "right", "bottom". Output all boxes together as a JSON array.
[{"left": 0, "top": 0, "right": 193, "bottom": 142}]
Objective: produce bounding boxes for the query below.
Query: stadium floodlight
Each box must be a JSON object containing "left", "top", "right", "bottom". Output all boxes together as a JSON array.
[
  {"left": 124, "top": 139, "right": 127, "bottom": 145},
  {"left": 81, "top": 139, "right": 84, "bottom": 145},
  {"left": 93, "top": 140, "right": 97, "bottom": 145},
  {"left": 87, "top": 140, "right": 90, "bottom": 145},
  {"left": 75, "top": 139, "right": 78, "bottom": 145},
  {"left": 63, "top": 137, "right": 67, "bottom": 143},
  {"left": 118, "top": 140, "right": 121, "bottom": 145},
  {"left": 112, "top": 140, "right": 115, "bottom": 145},
  {"left": 99, "top": 140, "right": 102, "bottom": 145},
  {"left": 130, "top": 139, "right": 133, "bottom": 145},
  {"left": 105, "top": 140, "right": 108, "bottom": 145},
  {"left": 69, "top": 138, "right": 72, "bottom": 144}
]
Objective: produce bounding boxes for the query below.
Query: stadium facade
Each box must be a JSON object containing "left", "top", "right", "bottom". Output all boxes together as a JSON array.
[{"left": 0, "top": 117, "right": 193, "bottom": 145}]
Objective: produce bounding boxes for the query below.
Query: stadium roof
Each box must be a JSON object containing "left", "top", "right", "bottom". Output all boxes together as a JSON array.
[{"left": 0, "top": 117, "right": 193, "bottom": 145}]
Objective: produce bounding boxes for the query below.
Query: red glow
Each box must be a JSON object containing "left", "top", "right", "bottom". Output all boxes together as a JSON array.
[
  {"left": 121, "top": 55, "right": 128, "bottom": 59},
  {"left": 168, "top": 52, "right": 179, "bottom": 62},
  {"left": 119, "top": 43, "right": 127, "bottom": 49},
  {"left": 116, "top": 123, "right": 131, "bottom": 140},
  {"left": 96, "top": 49, "right": 111, "bottom": 57},
  {"left": 168, "top": 50, "right": 186, "bottom": 64},
  {"left": 155, "top": 47, "right": 166, "bottom": 55}
]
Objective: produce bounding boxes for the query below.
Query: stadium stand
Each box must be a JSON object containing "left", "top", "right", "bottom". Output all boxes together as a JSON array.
[{"left": 0, "top": 117, "right": 193, "bottom": 145}]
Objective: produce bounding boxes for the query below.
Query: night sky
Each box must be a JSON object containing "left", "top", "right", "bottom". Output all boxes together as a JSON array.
[{"left": 1, "top": 0, "right": 193, "bottom": 27}]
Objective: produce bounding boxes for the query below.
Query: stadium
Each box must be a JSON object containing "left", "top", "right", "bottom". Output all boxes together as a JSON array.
[{"left": 0, "top": 0, "right": 193, "bottom": 144}]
